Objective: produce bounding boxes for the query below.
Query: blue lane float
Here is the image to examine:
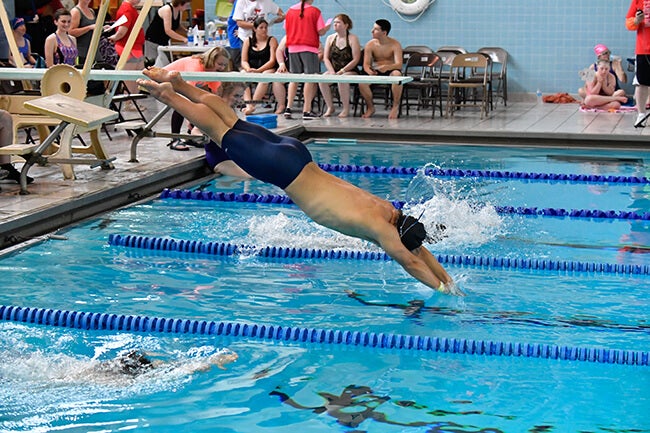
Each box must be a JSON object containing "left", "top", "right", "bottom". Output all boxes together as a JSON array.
[
  {"left": 313, "top": 163, "right": 650, "bottom": 185},
  {"left": 107, "top": 234, "right": 650, "bottom": 276},
  {"left": 159, "top": 190, "right": 650, "bottom": 222},
  {"left": 2, "top": 304, "right": 648, "bottom": 366}
]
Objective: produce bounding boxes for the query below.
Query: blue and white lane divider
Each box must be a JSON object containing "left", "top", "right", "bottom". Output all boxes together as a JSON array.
[
  {"left": 2, "top": 305, "right": 648, "bottom": 367},
  {"left": 159, "top": 190, "right": 650, "bottom": 222},
  {"left": 314, "top": 163, "right": 650, "bottom": 185},
  {"left": 108, "top": 234, "right": 650, "bottom": 276}
]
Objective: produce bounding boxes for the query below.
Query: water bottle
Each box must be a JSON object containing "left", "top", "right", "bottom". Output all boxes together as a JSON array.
[
  {"left": 193, "top": 27, "right": 200, "bottom": 46},
  {"left": 187, "top": 26, "right": 194, "bottom": 46},
  {"left": 536, "top": 88, "right": 543, "bottom": 104}
]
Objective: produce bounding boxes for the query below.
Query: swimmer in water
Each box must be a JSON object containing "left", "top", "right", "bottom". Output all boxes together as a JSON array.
[
  {"left": 136, "top": 67, "right": 464, "bottom": 296},
  {"left": 88, "top": 348, "right": 238, "bottom": 382}
]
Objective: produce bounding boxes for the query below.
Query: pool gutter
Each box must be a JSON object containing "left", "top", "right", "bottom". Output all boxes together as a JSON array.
[{"left": 0, "top": 158, "right": 211, "bottom": 251}]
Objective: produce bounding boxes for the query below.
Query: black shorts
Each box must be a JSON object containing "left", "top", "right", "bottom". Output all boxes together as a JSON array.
[
  {"left": 636, "top": 54, "right": 650, "bottom": 86},
  {"left": 221, "top": 120, "right": 313, "bottom": 189},
  {"left": 361, "top": 69, "right": 402, "bottom": 76}
]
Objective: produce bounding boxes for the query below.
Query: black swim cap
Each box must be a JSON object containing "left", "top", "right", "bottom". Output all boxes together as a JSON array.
[
  {"left": 396, "top": 213, "right": 447, "bottom": 250},
  {"left": 396, "top": 213, "right": 427, "bottom": 251},
  {"left": 116, "top": 350, "right": 154, "bottom": 376}
]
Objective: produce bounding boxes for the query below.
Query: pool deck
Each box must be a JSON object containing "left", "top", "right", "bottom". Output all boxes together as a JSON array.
[{"left": 0, "top": 97, "right": 648, "bottom": 250}]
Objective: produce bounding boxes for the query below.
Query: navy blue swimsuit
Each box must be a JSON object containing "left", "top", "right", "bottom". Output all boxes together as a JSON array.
[{"left": 211, "top": 120, "right": 312, "bottom": 189}]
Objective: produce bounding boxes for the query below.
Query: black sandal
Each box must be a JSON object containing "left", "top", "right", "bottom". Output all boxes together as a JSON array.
[
  {"left": 183, "top": 136, "right": 208, "bottom": 148},
  {"left": 167, "top": 139, "right": 190, "bottom": 151}
]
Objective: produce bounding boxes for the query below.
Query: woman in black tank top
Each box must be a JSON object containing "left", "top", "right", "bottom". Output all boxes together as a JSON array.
[
  {"left": 241, "top": 17, "right": 284, "bottom": 115},
  {"left": 319, "top": 14, "right": 362, "bottom": 117},
  {"left": 144, "top": 0, "right": 189, "bottom": 67}
]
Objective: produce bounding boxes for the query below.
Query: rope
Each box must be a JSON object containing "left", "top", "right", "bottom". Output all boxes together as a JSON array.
[
  {"left": 314, "top": 163, "right": 650, "bottom": 185},
  {"left": 2, "top": 305, "right": 647, "bottom": 366},
  {"left": 159, "top": 190, "right": 650, "bottom": 222},
  {"left": 108, "top": 234, "right": 650, "bottom": 276}
]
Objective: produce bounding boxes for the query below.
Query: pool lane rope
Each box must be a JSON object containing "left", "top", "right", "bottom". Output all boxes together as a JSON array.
[
  {"left": 314, "top": 163, "right": 650, "bottom": 185},
  {"left": 107, "top": 234, "right": 650, "bottom": 276},
  {"left": 1, "top": 305, "right": 647, "bottom": 367},
  {"left": 159, "top": 190, "right": 650, "bottom": 222}
]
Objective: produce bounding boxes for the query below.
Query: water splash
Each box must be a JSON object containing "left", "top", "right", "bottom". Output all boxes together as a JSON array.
[
  {"left": 237, "top": 166, "right": 504, "bottom": 252},
  {"left": 245, "top": 212, "right": 375, "bottom": 252},
  {"left": 403, "top": 164, "right": 505, "bottom": 248}
]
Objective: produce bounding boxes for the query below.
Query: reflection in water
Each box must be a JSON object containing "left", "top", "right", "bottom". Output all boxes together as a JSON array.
[
  {"left": 270, "top": 383, "right": 512, "bottom": 432},
  {"left": 345, "top": 290, "right": 650, "bottom": 333}
]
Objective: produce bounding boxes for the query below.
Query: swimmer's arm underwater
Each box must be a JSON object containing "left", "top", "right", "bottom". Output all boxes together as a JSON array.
[{"left": 191, "top": 351, "right": 239, "bottom": 372}]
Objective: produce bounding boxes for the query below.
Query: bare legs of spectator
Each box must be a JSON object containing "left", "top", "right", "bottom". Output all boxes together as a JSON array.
[
  {"left": 319, "top": 79, "right": 353, "bottom": 118},
  {"left": 634, "top": 84, "right": 650, "bottom": 127},
  {"left": 584, "top": 89, "right": 627, "bottom": 110},
  {"left": 243, "top": 71, "right": 285, "bottom": 115},
  {"left": 358, "top": 83, "right": 375, "bottom": 118},
  {"left": 283, "top": 82, "right": 298, "bottom": 118},
  {"left": 358, "top": 71, "right": 403, "bottom": 119},
  {"left": 274, "top": 82, "right": 286, "bottom": 114},
  {"left": 122, "top": 57, "right": 146, "bottom": 95},
  {"left": 301, "top": 82, "right": 317, "bottom": 115}
]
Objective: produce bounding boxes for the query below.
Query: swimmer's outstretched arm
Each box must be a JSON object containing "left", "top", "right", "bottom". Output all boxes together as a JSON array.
[
  {"left": 378, "top": 233, "right": 444, "bottom": 291},
  {"left": 414, "top": 247, "right": 452, "bottom": 283},
  {"left": 187, "top": 350, "right": 239, "bottom": 373},
  {"left": 377, "top": 229, "right": 464, "bottom": 296},
  {"left": 416, "top": 247, "right": 465, "bottom": 296}
]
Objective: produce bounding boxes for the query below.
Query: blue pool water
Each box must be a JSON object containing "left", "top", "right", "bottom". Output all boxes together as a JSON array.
[{"left": 1, "top": 142, "right": 649, "bottom": 432}]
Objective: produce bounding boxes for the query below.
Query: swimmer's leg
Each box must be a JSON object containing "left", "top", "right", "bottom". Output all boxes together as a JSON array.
[
  {"left": 137, "top": 79, "right": 231, "bottom": 143},
  {"left": 143, "top": 68, "right": 239, "bottom": 129}
]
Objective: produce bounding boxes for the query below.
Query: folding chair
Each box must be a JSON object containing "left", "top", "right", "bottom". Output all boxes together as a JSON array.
[
  {"left": 400, "top": 52, "right": 443, "bottom": 117},
  {"left": 478, "top": 47, "right": 508, "bottom": 106},
  {"left": 446, "top": 53, "right": 491, "bottom": 118}
]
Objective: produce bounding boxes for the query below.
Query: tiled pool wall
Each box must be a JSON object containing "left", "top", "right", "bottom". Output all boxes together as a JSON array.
[{"left": 204, "top": 0, "right": 635, "bottom": 98}]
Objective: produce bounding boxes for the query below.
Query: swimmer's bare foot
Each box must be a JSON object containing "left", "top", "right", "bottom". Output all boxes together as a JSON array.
[
  {"left": 135, "top": 79, "right": 175, "bottom": 104},
  {"left": 243, "top": 105, "right": 256, "bottom": 115},
  {"left": 143, "top": 67, "right": 183, "bottom": 87},
  {"left": 388, "top": 106, "right": 400, "bottom": 119},
  {"left": 361, "top": 106, "right": 375, "bottom": 118},
  {"left": 338, "top": 110, "right": 349, "bottom": 118},
  {"left": 323, "top": 107, "right": 336, "bottom": 117},
  {"left": 274, "top": 106, "right": 286, "bottom": 115}
]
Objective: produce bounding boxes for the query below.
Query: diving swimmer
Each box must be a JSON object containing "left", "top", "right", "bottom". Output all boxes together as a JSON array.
[{"left": 136, "top": 67, "right": 464, "bottom": 296}]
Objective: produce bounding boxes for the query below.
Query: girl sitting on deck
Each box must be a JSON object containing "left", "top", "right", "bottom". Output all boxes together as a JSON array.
[{"left": 583, "top": 60, "right": 628, "bottom": 111}]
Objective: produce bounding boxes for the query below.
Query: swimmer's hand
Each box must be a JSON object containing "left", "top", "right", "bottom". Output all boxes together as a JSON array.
[
  {"left": 436, "top": 281, "right": 466, "bottom": 297},
  {"left": 344, "top": 289, "right": 362, "bottom": 298},
  {"left": 209, "top": 350, "right": 238, "bottom": 370}
]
